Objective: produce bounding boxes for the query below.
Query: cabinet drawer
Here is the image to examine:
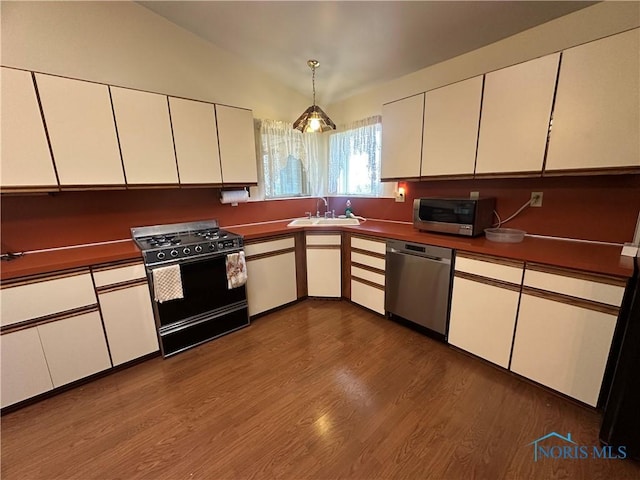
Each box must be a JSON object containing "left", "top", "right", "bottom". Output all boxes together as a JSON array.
[
  {"left": 455, "top": 256, "right": 523, "bottom": 285},
  {"left": 351, "top": 266, "right": 385, "bottom": 287},
  {"left": 92, "top": 263, "right": 146, "bottom": 287},
  {"left": 306, "top": 234, "right": 341, "bottom": 246},
  {"left": 245, "top": 237, "right": 295, "bottom": 257},
  {"left": 351, "top": 251, "right": 385, "bottom": 271},
  {"left": 523, "top": 269, "right": 625, "bottom": 307},
  {"left": 351, "top": 280, "right": 385, "bottom": 315},
  {"left": 351, "top": 237, "right": 386, "bottom": 255},
  {"left": 1, "top": 272, "right": 97, "bottom": 327}
]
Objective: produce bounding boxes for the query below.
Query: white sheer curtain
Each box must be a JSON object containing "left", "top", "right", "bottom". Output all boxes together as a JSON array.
[
  {"left": 328, "top": 116, "right": 385, "bottom": 196},
  {"left": 255, "top": 119, "right": 324, "bottom": 199}
]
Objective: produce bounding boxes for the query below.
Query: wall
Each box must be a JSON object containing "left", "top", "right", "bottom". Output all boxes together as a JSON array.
[
  {"left": 327, "top": 1, "right": 640, "bottom": 123},
  {"left": 2, "top": 173, "right": 639, "bottom": 252},
  {"left": 334, "top": 174, "right": 640, "bottom": 244},
  {"left": 0, "top": 1, "right": 308, "bottom": 120}
]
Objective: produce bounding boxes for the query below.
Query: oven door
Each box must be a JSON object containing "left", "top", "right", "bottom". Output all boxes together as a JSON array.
[{"left": 148, "top": 253, "right": 249, "bottom": 356}]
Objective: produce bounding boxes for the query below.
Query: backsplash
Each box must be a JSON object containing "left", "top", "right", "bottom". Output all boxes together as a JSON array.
[
  {"left": 1, "top": 174, "right": 638, "bottom": 252},
  {"left": 335, "top": 174, "right": 640, "bottom": 244}
]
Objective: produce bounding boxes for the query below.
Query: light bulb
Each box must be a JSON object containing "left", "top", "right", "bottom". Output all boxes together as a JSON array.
[{"left": 309, "top": 117, "right": 321, "bottom": 131}]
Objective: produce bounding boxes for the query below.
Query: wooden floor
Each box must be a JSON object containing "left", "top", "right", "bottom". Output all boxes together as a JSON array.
[{"left": 2, "top": 300, "right": 639, "bottom": 479}]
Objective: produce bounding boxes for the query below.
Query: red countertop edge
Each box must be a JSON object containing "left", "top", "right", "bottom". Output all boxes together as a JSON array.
[{"left": 1, "top": 220, "right": 634, "bottom": 282}]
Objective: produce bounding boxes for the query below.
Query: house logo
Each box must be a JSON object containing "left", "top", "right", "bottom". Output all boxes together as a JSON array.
[{"left": 528, "top": 432, "right": 627, "bottom": 462}]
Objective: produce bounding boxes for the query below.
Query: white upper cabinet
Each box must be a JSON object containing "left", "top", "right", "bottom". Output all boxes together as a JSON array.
[
  {"left": 168, "top": 97, "right": 223, "bottom": 185},
  {"left": 546, "top": 29, "right": 640, "bottom": 172},
  {"left": 421, "top": 76, "right": 483, "bottom": 177},
  {"left": 35, "top": 74, "right": 124, "bottom": 186},
  {"left": 381, "top": 93, "right": 424, "bottom": 180},
  {"left": 215, "top": 105, "right": 258, "bottom": 185},
  {"left": 110, "top": 87, "right": 178, "bottom": 185},
  {"left": 1, "top": 68, "right": 58, "bottom": 190},
  {"left": 475, "top": 53, "right": 560, "bottom": 175}
]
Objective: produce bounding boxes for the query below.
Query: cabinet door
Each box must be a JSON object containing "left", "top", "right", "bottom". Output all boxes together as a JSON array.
[
  {"left": 98, "top": 284, "right": 159, "bottom": 366},
  {"left": 307, "top": 248, "right": 341, "bottom": 297},
  {"left": 422, "top": 76, "right": 483, "bottom": 177},
  {"left": 216, "top": 105, "right": 258, "bottom": 185},
  {"left": 475, "top": 53, "right": 559, "bottom": 175},
  {"left": 546, "top": 29, "right": 640, "bottom": 171},
  {"left": 381, "top": 94, "right": 424, "bottom": 180},
  {"left": 0, "top": 328, "right": 53, "bottom": 408},
  {"left": 510, "top": 294, "right": 617, "bottom": 407},
  {"left": 246, "top": 252, "right": 297, "bottom": 316},
  {"left": 168, "top": 97, "right": 222, "bottom": 185},
  {"left": 1, "top": 67, "right": 57, "bottom": 189},
  {"left": 37, "top": 311, "right": 112, "bottom": 387},
  {"left": 110, "top": 87, "right": 178, "bottom": 185},
  {"left": 35, "top": 74, "right": 124, "bottom": 186},
  {"left": 448, "top": 277, "right": 519, "bottom": 368}
]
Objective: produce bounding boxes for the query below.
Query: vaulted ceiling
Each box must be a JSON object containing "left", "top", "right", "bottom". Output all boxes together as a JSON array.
[{"left": 139, "top": 1, "right": 596, "bottom": 104}]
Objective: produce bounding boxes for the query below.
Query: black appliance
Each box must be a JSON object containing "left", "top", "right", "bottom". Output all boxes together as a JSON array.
[
  {"left": 132, "top": 220, "right": 249, "bottom": 357},
  {"left": 600, "top": 255, "right": 640, "bottom": 461},
  {"left": 413, "top": 197, "right": 496, "bottom": 237}
]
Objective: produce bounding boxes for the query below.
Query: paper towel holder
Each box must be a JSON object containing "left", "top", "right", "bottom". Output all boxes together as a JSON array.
[{"left": 220, "top": 187, "right": 250, "bottom": 207}]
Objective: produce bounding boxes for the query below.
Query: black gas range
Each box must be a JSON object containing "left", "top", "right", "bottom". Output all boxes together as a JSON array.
[
  {"left": 132, "top": 220, "right": 243, "bottom": 266},
  {"left": 131, "top": 220, "right": 249, "bottom": 357}
]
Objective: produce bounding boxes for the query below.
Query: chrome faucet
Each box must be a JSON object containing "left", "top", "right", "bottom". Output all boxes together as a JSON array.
[{"left": 316, "top": 197, "right": 328, "bottom": 218}]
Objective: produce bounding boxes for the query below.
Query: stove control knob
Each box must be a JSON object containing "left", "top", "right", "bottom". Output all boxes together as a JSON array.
[
  {"left": 195, "top": 245, "right": 203, "bottom": 253},
  {"left": 170, "top": 249, "right": 179, "bottom": 258},
  {"left": 157, "top": 252, "right": 166, "bottom": 260},
  {"left": 183, "top": 247, "right": 191, "bottom": 255},
  {"left": 209, "top": 243, "right": 215, "bottom": 251},
  {"left": 218, "top": 242, "right": 224, "bottom": 249}
]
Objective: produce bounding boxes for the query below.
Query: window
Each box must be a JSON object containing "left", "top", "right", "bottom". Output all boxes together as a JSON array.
[
  {"left": 328, "top": 116, "right": 383, "bottom": 196},
  {"left": 258, "top": 119, "right": 322, "bottom": 199}
]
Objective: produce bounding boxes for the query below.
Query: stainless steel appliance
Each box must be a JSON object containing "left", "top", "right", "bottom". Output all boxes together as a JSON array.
[
  {"left": 385, "top": 240, "right": 453, "bottom": 340},
  {"left": 132, "top": 220, "right": 249, "bottom": 357},
  {"left": 413, "top": 197, "right": 496, "bottom": 237}
]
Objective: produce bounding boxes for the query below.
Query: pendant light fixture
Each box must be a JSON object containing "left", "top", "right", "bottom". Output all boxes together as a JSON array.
[{"left": 293, "top": 59, "right": 336, "bottom": 133}]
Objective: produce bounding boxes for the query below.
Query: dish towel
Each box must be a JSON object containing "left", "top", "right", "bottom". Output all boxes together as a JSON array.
[
  {"left": 226, "top": 251, "right": 247, "bottom": 289},
  {"left": 152, "top": 264, "right": 184, "bottom": 303}
]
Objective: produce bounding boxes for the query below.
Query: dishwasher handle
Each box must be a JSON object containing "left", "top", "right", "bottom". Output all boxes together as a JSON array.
[
  {"left": 386, "top": 240, "right": 453, "bottom": 263},
  {"left": 388, "top": 247, "right": 450, "bottom": 264}
]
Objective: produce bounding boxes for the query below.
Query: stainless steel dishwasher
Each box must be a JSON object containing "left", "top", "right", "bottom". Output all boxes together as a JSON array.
[{"left": 385, "top": 239, "right": 453, "bottom": 339}]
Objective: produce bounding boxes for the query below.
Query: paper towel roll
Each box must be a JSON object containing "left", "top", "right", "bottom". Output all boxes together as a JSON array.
[{"left": 220, "top": 189, "right": 249, "bottom": 205}]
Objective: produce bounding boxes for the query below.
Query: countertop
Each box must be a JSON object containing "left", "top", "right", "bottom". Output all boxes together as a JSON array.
[{"left": 1, "top": 220, "right": 634, "bottom": 282}]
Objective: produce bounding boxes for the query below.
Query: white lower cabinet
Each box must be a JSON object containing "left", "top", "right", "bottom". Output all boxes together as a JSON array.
[
  {"left": 510, "top": 294, "right": 617, "bottom": 407},
  {"left": 306, "top": 234, "right": 341, "bottom": 298},
  {"left": 0, "top": 328, "right": 54, "bottom": 408},
  {"left": 245, "top": 240, "right": 297, "bottom": 316},
  {"left": 448, "top": 276, "right": 520, "bottom": 368},
  {"left": 37, "top": 311, "right": 112, "bottom": 388},
  {"left": 98, "top": 284, "right": 159, "bottom": 366}
]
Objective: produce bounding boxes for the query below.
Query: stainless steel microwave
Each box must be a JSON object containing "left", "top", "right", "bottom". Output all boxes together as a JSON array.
[{"left": 413, "top": 197, "right": 496, "bottom": 237}]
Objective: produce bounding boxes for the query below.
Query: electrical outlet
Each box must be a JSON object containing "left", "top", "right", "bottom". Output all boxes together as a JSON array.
[
  {"left": 531, "top": 192, "right": 543, "bottom": 207},
  {"left": 470, "top": 191, "right": 479, "bottom": 199},
  {"left": 395, "top": 187, "right": 406, "bottom": 203}
]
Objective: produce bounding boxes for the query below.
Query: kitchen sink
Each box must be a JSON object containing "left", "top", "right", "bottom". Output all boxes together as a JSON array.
[{"left": 287, "top": 217, "right": 360, "bottom": 227}]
